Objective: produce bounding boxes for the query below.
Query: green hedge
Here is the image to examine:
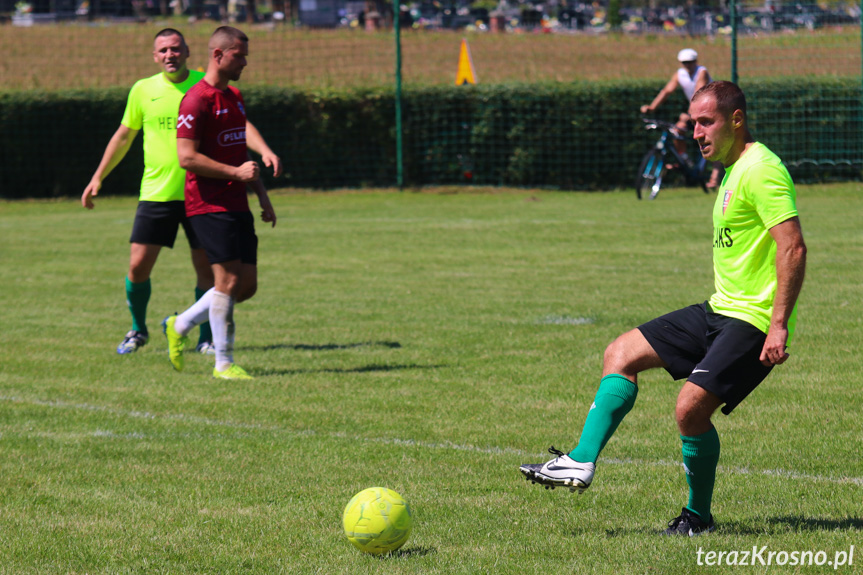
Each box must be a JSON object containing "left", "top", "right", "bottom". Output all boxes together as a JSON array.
[
  {"left": 1, "top": 89, "right": 141, "bottom": 200},
  {"left": 744, "top": 77, "right": 863, "bottom": 181},
  {"left": 2, "top": 78, "right": 860, "bottom": 199}
]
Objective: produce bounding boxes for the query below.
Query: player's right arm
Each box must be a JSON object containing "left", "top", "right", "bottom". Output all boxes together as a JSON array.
[
  {"left": 177, "top": 137, "right": 259, "bottom": 182},
  {"left": 82, "top": 124, "right": 139, "bottom": 209}
]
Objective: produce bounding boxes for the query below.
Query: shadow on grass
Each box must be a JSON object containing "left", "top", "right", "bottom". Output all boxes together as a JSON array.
[
  {"left": 386, "top": 546, "right": 437, "bottom": 559},
  {"left": 766, "top": 515, "right": 863, "bottom": 532},
  {"left": 241, "top": 341, "right": 402, "bottom": 352},
  {"left": 597, "top": 527, "right": 665, "bottom": 538},
  {"left": 253, "top": 364, "right": 447, "bottom": 376},
  {"left": 676, "top": 516, "right": 863, "bottom": 535},
  {"left": 583, "top": 516, "right": 863, "bottom": 538}
]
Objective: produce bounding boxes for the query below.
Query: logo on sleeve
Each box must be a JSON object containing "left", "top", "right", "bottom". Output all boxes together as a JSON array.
[
  {"left": 178, "top": 114, "right": 194, "bottom": 129},
  {"left": 218, "top": 128, "right": 246, "bottom": 146}
]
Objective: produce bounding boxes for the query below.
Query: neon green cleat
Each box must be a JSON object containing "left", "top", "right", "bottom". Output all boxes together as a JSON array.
[
  {"left": 213, "top": 364, "right": 254, "bottom": 380},
  {"left": 161, "top": 315, "right": 188, "bottom": 372}
]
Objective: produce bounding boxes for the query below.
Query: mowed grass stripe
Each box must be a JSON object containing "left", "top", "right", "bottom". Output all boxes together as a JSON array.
[{"left": 3, "top": 393, "right": 863, "bottom": 488}]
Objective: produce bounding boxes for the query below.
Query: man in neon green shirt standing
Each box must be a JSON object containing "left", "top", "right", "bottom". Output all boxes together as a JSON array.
[
  {"left": 82, "top": 28, "right": 281, "bottom": 355},
  {"left": 521, "top": 81, "right": 807, "bottom": 536}
]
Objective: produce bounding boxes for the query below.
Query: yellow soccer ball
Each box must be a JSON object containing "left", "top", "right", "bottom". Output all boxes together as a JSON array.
[{"left": 342, "top": 487, "right": 412, "bottom": 555}]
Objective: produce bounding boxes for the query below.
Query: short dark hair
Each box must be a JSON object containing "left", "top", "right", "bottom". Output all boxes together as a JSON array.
[
  {"left": 154, "top": 28, "right": 186, "bottom": 45},
  {"left": 211, "top": 26, "right": 249, "bottom": 47},
  {"left": 692, "top": 81, "right": 747, "bottom": 120}
]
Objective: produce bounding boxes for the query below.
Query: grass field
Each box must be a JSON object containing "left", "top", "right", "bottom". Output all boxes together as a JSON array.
[
  {"left": 1, "top": 185, "right": 861, "bottom": 573},
  {"left": 1, "top": 23, "right": 859, "bottom": 91}
]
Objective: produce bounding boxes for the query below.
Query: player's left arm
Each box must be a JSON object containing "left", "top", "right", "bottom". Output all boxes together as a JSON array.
[
  {"left": 761, "top": 216, "right": 807, "bottom": 366},
  {"left": 246, "top": 120, "right": 283, "bottom": 177},
  {"left": 247, "top": 157, "right": 277, "bottom": 228}
]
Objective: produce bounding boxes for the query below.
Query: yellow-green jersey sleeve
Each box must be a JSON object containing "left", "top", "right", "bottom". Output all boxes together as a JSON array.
[
  {"left": 120, "top": 81, "right": 145, "bottom": 131},
  {"left": 120, "top": 70, "right": 205, "bottom": 202},
  {"left": 709, "top": 142, "right": 799, "bottom": 340}
]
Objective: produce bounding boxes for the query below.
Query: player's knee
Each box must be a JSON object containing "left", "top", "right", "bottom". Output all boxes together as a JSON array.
[
  {"left": 216, "top": 277, "right": 239, "bottom": 298},
  {"left": 675, "top": 396, "right": 713, "bottom": 435},
  {"left": 603, "top": 336, "right": 629, "bottom": 373},
  {"left": 675, "top": 400, "right": 692, "bottom": 429},
  {"left": 127, "top": 263, "right": 150, "bottom": 283}
]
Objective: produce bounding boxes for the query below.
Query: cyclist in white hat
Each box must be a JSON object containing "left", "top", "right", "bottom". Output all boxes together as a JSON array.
[{"left": 640, "top": 48, "right": 723, "bottom": 190}]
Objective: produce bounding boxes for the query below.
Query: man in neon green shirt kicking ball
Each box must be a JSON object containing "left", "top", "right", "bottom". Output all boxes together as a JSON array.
[
  {"left": 82, "top": 28, "right": 281, "bottom": 355},
  {"left": 521, "top": 81, "right": 807, "bottom": 536}
]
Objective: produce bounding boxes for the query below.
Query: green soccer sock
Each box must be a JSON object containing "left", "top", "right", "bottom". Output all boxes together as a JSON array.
[
  {"left": 195, "top": 286, "right": 213, "bottom": 345},
  {"left": 681, "top": 427, "right": 721, "bottom": 522},
  {"left": 125, "top": 277, "right": 151, "bottom": 334},
  {"left": 570, "top": 374, "right": 639, "bottom": 463}
]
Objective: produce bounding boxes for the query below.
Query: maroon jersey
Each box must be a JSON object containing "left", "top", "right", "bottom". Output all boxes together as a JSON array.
[{"left": 178, "top": 80, "right": 250, "bottom": 216}]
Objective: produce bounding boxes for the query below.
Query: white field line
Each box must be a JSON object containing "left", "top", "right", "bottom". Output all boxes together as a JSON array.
[{"left": 3, "top": 395, "right": 862, "bottom": 487}]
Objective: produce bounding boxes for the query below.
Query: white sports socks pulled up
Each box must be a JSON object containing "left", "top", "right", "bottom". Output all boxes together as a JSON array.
[
  {"left": 209, "top": 290, "right": 235, "bottom": 372},
  {"left": 174, "top": 287, "right": 215, "bottom": 335}
]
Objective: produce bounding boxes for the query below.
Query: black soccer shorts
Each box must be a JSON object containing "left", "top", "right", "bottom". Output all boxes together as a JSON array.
[
  {"left": 188, "top": 211, "right": 258, "bottom": 265},
  {"left": 130, "top": 200, "right": 202, "bottom": 250},
  {"left": 638, "top": 301, "right": 773, "bottom": 415}
]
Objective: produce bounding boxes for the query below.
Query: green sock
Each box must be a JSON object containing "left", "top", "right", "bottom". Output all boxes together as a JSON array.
[
  {"left": 681, "top": 427, "right": 721, "bottom": 522},
  {"left": 570, "top": 374, "right": 638, "bottom": 463},
  {"left": 125, "top": 277, "right": 151, "bottom": 334},
  {"left": 195, "top": 286, "right": 213, "bottom": 345}
]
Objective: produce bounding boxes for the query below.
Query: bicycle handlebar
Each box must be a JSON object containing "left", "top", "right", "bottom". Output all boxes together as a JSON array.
[{"left": 641, "top": 117, "right": 690, "bottom": 140}]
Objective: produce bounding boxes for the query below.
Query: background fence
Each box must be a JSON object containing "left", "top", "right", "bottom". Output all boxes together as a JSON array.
[
  {"left": 734, "top": 1, "right": 863, "bottom": 176},
  {"left": 0, "top": 0, "right": 860, "bottom": 197}
]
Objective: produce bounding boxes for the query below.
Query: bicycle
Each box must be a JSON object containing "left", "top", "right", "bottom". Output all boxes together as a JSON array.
[{"left": 635, "top": 118, "right": 710, "bottom": 200}]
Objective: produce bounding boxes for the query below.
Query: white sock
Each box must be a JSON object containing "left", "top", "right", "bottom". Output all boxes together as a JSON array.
[
  {"left": 209, "top": 290, "right": 235, "bottom": 371},
  {"left": 175, "top": 287, "right": 215, "bottom": 335}
]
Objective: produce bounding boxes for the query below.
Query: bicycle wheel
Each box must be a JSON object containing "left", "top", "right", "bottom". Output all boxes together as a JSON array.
[{"left": 635, "top": 149, "right": 666, "bottom": 200}]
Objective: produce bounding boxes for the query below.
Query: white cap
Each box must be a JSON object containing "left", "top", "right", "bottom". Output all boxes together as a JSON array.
[{"left": 677, "top": 48, "right": 698, "bottom": 63}]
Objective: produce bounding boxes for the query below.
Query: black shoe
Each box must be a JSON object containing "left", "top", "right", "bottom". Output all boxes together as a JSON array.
[
  {"left": 116, "top": 330, "right": 148, "bottom": 354},
  {"left": 662, "top": 507, "right": 715, "bottom": 536}
]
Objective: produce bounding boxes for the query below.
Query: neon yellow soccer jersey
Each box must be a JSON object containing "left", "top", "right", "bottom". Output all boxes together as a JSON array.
[
  {"left": 121, "top": 70, "right": 205, "bottom": 202},
  {"left": 709, "top": 142, "right": 799, "bottom": 339}
]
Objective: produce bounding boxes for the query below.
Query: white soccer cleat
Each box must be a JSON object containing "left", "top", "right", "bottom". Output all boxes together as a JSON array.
[
  {"left": 520, "top": 446, "right": 595, "bottom": 493},
  {"left": 195, "top": 341, "right": 216, "bottom": 355}
]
